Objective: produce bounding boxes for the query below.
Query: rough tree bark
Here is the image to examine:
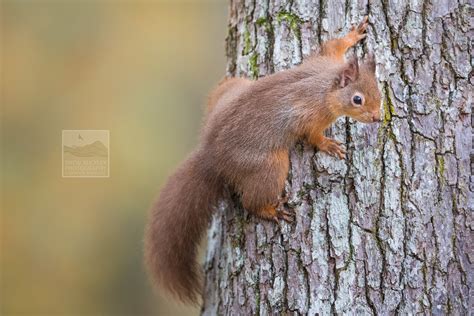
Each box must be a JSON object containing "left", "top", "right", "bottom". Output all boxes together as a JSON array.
[{"left": 202, "top": 1, "right": 472, "bottom": 314}]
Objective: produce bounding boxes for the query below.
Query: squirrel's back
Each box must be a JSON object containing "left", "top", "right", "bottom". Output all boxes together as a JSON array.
[{"left": 207, "top": 77, "right": 251, "bottom": 114}]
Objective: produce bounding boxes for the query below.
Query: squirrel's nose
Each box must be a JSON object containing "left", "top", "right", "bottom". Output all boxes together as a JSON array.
[{"left": 371, "top": 112, "right": 381, "bottom": 122}]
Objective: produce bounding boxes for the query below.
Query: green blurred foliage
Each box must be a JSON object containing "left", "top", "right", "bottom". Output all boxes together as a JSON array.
[{"left": 1, "top": 0, "right": 227, "bottom": 315}]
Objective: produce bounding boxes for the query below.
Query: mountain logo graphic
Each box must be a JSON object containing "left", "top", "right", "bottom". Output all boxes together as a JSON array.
[
  {"left": 62, "top": 130, "right": 110, "bottom": 177},
  {"left": 64, "top": 141, "right": 108, "bottom": 157}
]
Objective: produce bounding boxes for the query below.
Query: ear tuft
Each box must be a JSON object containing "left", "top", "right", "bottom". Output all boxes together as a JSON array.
[
  {"left": 365, "top": 53, "right": 376, "bottom": 73},
  {"left": 339, "top": 56, "right": 359, "bottom": 88}
]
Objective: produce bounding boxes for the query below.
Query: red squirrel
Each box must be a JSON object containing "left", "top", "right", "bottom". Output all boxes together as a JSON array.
[{"left": 145, "top": 16, "right": 381, "bottom": 304}]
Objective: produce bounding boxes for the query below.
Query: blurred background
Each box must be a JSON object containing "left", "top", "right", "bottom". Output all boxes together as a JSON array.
[{"left": 1, "top": 0, "right": 227, "bottom": 315}]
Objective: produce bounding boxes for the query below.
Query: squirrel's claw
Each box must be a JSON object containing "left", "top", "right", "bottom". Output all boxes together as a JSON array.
[
  {"left": 357, "top": 16, "right": 369, "bottom": 32},
  {"left": 272, "top": 196, "right": 294, "bottom": 223},
  {"left": 332, "top": 144, "right": 346, "bottom": 160},
  {"left": 335, "top": 148, "right": 347, "bottom": 160},
  {"left": 273, "top": 209, "right": 295, "bottom": 223}
]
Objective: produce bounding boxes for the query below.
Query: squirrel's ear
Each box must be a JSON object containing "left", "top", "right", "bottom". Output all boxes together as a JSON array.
[
  {"left": 339, "top": 57, "right": 359, "bottom": 88},
  {"left": 365, "top": 53, "right": 376, "bottom": 73}
]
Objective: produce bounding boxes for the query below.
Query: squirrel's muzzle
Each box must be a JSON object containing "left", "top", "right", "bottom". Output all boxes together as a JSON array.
[{"left": 371, "top": 112, "right": 381, "bottom": 123}]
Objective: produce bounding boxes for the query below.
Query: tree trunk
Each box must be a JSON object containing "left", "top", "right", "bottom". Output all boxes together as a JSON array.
[{"left": 202, "top": 1, "right": 472, "bottom": 314}]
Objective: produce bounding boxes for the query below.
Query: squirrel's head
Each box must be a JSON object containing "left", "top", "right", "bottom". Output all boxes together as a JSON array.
[{"left": 328, "top": 55, "right": 381, "bottom": 123}]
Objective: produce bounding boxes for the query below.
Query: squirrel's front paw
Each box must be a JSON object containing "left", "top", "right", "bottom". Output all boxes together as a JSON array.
[
  {"left": 317, "top": 138, "right": 346, "bottom": 159},
  {"left": 348, "top": 16, "right": 369, "bottom": 44}
]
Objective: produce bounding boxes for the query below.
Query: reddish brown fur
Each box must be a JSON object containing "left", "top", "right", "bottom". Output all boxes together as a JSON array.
[
  {"left": 207, "top": 77, "right": 251, "bottom": 113},
  {"left": 144, "top": 149, "right": 222, "bottom": 304},
  {"left": 144, "top": 17, "right": 381, "bottom": 304}
]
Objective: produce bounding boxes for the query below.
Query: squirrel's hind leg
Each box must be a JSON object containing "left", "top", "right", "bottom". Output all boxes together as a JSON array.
[{"left": 238, "top": 150, "right": 293, "bottom": 223}]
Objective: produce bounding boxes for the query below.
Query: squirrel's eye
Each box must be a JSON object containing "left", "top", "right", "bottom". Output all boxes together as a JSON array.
[{"left": 352, "top": 95, "right": 362, "bottom": 105}]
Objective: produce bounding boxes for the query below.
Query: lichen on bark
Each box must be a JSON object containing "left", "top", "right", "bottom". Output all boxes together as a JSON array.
[{"left": 202, "top": 0, "right": 472, "bottom": 314}]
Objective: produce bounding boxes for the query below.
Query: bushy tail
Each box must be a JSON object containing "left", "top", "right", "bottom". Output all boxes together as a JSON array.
[{"left": 144, "top": 149, "right": 220, "bottom": 304}]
